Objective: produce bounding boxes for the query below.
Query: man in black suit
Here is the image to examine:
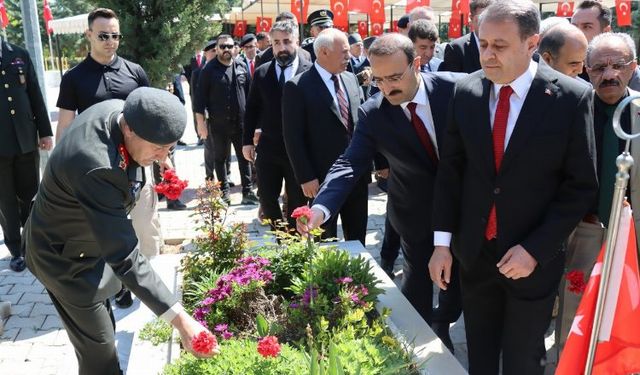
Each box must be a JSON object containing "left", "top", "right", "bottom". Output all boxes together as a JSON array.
[
  {"left": 428, "top": 1, "right": 598, "bottom": 373},
  {"left": 296, "top": 33, "right": 465, "bottom": 336},
  {"left": 283, "top": 28, "right": 367, "bottom": 244},
  {"left": 0, "top": 38, "right": 52, "bottom": 272},
  {"left": 243, "top": 21, "right": 310, "bottom": 229},
  {"left": 438, "top": 0, "right": 492, "bottom": 73},
  {"left": 238, "top": 33, "right": 258, "bottom": 79}
]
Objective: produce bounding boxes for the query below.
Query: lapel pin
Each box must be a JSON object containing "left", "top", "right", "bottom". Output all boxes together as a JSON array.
[{"left": 544, "top": 88, "right": 553, "bottom": 96}]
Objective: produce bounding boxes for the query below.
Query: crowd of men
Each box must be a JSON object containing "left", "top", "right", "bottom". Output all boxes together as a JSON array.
[{"left": 2, "top": 0, "right": 640, "bottom": 374}]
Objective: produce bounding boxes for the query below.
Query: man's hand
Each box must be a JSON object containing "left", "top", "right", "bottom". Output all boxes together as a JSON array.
[
  {"left": 296, "top": 207, "right": 325, "bottom": 237},
  {"left": 429, "top": 246, "right": 453, "bottom": 290},
  {"left": 197, "top": 122, "right": 208, "bottom": 140},
  {"left": 39, "top": 137, "right": 53, "bottom": 151},
  {"left": 253, "top": 129, "right": 262, "bottom": 146},
  {"left": 158, "top": 156, "right": 173, "bottom": 173},
  {"left": 172, "top": 311, "right": 219, "bottom": 358},
  {"left": 301, "top": 179, "right": 320, "bottom": 199},
  {"left": 242, "top": 145, "right": 256, "bottom": 162},
  {"left": 361, "top": 67, "right": 372, "bottom": 85},
  {"left": 497, "top": 245, "right": 538, "bottom": 280},
  {"left": 375, "top": 168, "right": 389, "bottom": 179}
]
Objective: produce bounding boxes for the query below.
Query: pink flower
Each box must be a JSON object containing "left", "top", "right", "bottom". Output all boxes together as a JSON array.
[
  {"left": 257, "top": 335, "right": 281, "bottom": 358},
  {"left": 191, "top": 331, "right": 218, "bottom": 354},
  {"left": 291, "top": 206, "right": 312, "bottom": 223},
  {"left": 336, "top": 277, "right": 353, "bottom": 284}
]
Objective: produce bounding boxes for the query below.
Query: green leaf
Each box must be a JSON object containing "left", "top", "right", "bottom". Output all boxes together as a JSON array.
[{"left": 256, "top": 314, "right": 269, "bottom": 337}]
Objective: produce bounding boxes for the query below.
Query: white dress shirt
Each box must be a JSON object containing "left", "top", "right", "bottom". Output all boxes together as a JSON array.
[
  {"left": 401, "top": 78, "right": 439, "bottom": 156},
  {"left": 314, "top": 61, "right": 346, "bottom": 109},
  {"left": 433, "top": 60, "right": 538, "bottom": 247},
  {"left": 275, "top": 55, "right": 300, "bottom": 83}
]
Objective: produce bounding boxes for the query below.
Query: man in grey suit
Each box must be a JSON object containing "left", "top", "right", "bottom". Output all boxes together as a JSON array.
[{"left": 24, "top": 88, "right": 215, "bottom": 374}]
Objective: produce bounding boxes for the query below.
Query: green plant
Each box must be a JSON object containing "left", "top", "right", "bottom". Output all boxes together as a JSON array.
[
  {"left": 139, "top": 318, "right": 173, "bottom": 346},
  {"left": 182, "top": 272, "right": 222, "bottom": 313}
]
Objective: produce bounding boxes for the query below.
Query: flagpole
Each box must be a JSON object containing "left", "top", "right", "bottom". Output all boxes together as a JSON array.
[
  {"left": 583, "top": 94, "right": 640, "bottom": 374},
  {"left": 47, "top": 33, "right": 54, "bottom": 71}
]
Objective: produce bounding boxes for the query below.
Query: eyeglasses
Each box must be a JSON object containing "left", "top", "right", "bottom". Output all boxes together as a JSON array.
[
  {"left": 587, "top": 59, "right": 635, "bottom": 75},
  {"left": 96, "top": 32, "right": 123, "bottom": 42},
  {"left": 218, "top": 44, "right": 235, "bottom": 50},
  {"left": 370, "top": 64, "right": 413, "bottom": 88}
]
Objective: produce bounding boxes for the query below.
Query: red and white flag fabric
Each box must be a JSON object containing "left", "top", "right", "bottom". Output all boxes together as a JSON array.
[
  {"left": 448, "top": 11, "right": 462, "bottom": 39},
  {"left": 330, "top": 0, "right": 348, "bottom": 27},
  {"left": 233, "top": 20, "right": 247, "bottom": 37},
  {"left": 349, "top": 0, "right": 371, "bottom": 13},
  {"left": 556, "top": 205, "right": 640, "bottom": 375},
  {"left": 371, "top": 21, "right": 384, "bottom": 35},
  {"left": 0, "top": 0, "right": 9, "bottom": 29},
  {"left": 256, "top": 17, "right": 272, "bottom": 33},
  {"left": 371, "top": 0, "right": 385, "bottom": 24},
  {"left": 291, "top": 0, "right": 309, "bottom": 24},
  {"left": 43, "top": 0, "right": 54, "bottom": 35},
  {"left": 451, "top": 0, "right": 469, "bottom": 25},
  {"left": 556, "top": 1, "right": 574, "bottom": 17},
  {"left": 615, "top": 0, "right": 632, "bottom": 27},
  {"left": 392, "top": 20, "right": 399, "bottom": 32},
  {"left": 406, "top": 0, "right": 430, "bottom": 14},
  {"left": 357, "top": 20, "right": 368, "bottom": 38}
]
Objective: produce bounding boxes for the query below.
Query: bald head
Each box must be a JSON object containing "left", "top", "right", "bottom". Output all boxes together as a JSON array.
[
  {"left": 409, "top": 6, "right": 435, "bottom": 24},
  {"left": 314, "top": 28, "right": 351, "bottom": 74},
  {"left": 539, "top": 23, "right": 588, "bottom": 78}
]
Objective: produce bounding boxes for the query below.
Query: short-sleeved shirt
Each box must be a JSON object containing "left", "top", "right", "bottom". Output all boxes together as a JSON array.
[{"left": 56, "top": 54, "right": 149, "bottom": 114}]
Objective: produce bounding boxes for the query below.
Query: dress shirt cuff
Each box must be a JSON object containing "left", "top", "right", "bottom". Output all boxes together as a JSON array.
[
  {"left": 311, "top": 204, "right": 331, "bottom": 224},
  {"left": 159, "top": 302, "right": 184, "bottom": 324},
  {"left": 434, "top": 231, "right": 452, "bottom": 247}
]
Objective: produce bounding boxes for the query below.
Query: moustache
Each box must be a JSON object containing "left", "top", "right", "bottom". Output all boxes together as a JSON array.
[
  {"left": 599, "top": 79, "right": 620, "bottom": 88},
  {"left": 388, "top": 90, "right": 402, "bottom": 96}
]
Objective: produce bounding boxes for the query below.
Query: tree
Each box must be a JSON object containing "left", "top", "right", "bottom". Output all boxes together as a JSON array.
[{"left": 91, "top": 0, "right": 228, "bottom": 86}]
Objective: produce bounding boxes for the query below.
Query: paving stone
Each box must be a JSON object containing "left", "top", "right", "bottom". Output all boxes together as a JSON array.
[
  {"left": 4, "top": 315, "right": 45, "bottom": 330},
  {"left": 0, "top": 342, "right": 32, "bottom": 359},
  {"left": 0, "top": 284, "right": 12, "bottom": 294},
  {"left": 41, "top": 315, "right": 64, "bottom": 330},
  {"left": 2, "top": 275, "right": 35, "bottom": 285},
  {"left": 11, "top": 302, "right": 34, "bottom": 317},
  {"left": 10, "top": 283, "right": 45, "bottom": 294},
  {"left": 52, "top": 329, "right": 71, "bottom": 346},
  {"left": 18, "top": 293, "right": 51, "bottom": 304},
  {"left": 0, "top": 293, "right": 24, "bottom": 305},
  {"left": 0, "top": 327, "right": 19, "bottom": 341},
  {"left": 15, "top": 327, "right": 58, "bottom": 346},
  {"left": 30, "top": 303, "right": 57, "bottom": 317}
]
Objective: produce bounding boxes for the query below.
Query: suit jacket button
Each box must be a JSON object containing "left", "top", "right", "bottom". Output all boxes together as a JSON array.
[
  {"left": 494, "top": 187, "right": 500, "bottom": 194},
  {"left": 10, "top": 109, "right": 15, "bottom": 115},
  {"left": 79, "top": 252, "right": 85, "bottom": 258},
  {"left": 7, "top": 97, "right": 12, "bottom": 102},
  {"left": 1, "top": 71, "right": 4, "bottom": 75},
  {"left": 4, "top": 84, "right": 8, "bottom": 88}
]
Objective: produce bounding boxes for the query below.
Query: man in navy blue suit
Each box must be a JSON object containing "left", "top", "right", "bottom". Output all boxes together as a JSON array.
[{"left": 296, "top": 33, "right": 464, "bottom": 338}]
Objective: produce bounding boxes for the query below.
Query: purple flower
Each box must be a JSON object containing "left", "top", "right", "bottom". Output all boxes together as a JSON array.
[
  {"left": 302, "top": 287, "right": 318, "bottom": 306},
  {"left": 289, "top": 302, "right": 299, "bottom": 309},
  {"left": 336, "top": 277, "right": 353, "bottom": 284},
  {"left": 214, "top": 323, "right": 228, "bottom": 333},
  {"left": 222, "top": 330, "right": 234, "bottom": 339}
]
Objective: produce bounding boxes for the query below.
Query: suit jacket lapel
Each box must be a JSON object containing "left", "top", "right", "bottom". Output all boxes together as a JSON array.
[
  {"left": 340, "top": 73, "right": 360, "bottom": 124},
  {"left": 310, "top": 65, "right": 344, "bottom": 125},
  {"left": 471, "top": 76, "right": 496, "bottom": 175},
  {"left": 1, "top": 41, "right": 14, "bottom": 69},
  {"left": 422, "top": 74, "right": 445, "bottom": 145}
]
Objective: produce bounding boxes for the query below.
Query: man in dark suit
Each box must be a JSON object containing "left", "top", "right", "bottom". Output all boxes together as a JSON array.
[
  {"left": 438, "top": 0, "right": 492, "bottom": 73},
  {"left": 243, "top": 21, "right": 311, "bottom": 229},
  {"left": 0, "top": 38, "right": 53, "bottom": 272},
  {"left": 296, "top": 33, "right": 465, "bottom": 339},
  {"left": 190, "top": 40, "right": 216, "bottom": 150},
  {"left": 24, "top": 88, "right": 215, "bottom": 374},
  {"left": 283, "top": 28, "right": 367, "bottom": 244},
  {"left": 238, "top": 33, "right": 258, "bottom": 79},
  {"left": 428, "top": 1, "right": 598, "bottom": 373}
]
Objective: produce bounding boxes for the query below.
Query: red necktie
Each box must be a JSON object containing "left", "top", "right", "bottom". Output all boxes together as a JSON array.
[
  {"left": 407, "top": 102, "right": 438, "bottom": 164},
  {"left": 250, "top": 59, "right": 255, "bottom": 77},
  {"left": 331, "top": 75, "right": 351, "bottom": 133},
  {"left": 196, "top": 53, "right": 202, "bottom": 67},
  {"left": 485, "top": 85, "right": 513, "bottom": 240}
]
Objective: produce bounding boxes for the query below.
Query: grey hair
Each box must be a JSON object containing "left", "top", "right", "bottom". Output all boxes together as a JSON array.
[
  {"left": 368, "top": 33, "right": 416, "bottom": 65},
  {"left": 313, "top": 28, "right": 346, "bottom": 56},
  {"left": 587, "top": 32, "right": 637, "bottom": 66},
  {"left": 478, "top": 0, "right": 540, "bottom": 40},
  {"left": 539, "top": 16, "right": 569, "bottom": 37},
  {"left": 409, "top": 6, "right": 435, "bottom": 23},
  {"left": 269, "top": 20, "right": 299, "bottom": 40}
]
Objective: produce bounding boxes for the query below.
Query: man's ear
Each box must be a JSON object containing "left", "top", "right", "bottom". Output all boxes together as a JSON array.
[{"left": 541, "top": 51, "right": 553, "bottom": 65}]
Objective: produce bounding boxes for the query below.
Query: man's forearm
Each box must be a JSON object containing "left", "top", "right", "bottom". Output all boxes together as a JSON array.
[{"left": 195, "top": 113, "right": 206, "bottom": 127}]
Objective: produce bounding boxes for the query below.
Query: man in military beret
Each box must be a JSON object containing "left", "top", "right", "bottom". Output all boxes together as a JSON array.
[
  {"left": 0, "top": 37, "right": 53, "bottom": 272},
  {"left": 239, "top": 33, "right": 258, "bottom": 79},
  {"left": 24, "top": 87, "right": 216, "bottom": 374},
  {"left": 302, "top": 9, "right": 334, "bottom": 62}
]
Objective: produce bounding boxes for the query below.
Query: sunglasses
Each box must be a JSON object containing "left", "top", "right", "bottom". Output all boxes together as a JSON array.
[
  {"left": 218, "top": 44, "right": 235, "bottom": 50},
  {"left": 96, "top": 32, "right": 123, "bottom": 41}
]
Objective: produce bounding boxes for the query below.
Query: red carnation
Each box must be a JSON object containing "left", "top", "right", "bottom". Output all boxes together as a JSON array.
[
  {"left": 257, "top": 335, "right": 281, "bottom": 358},
  {"left": 191, "top": 331, "right": 218, "bottom": 354},
  {"left": 566, "top": 270, "right": 586, "bottom": 294},
  {"left": 291, "top": 206, "right": 312, "bottom": 223},
  {"left": 154, "top": 168, "right": 188, "bottom": 200}
]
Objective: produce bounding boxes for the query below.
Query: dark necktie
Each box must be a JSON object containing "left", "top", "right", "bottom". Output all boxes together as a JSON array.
[
  {"left": 598, "top": 105, "right": 619, "bottom": 227},
  {"left": 278, "top": 64, "right": 290, "bottom": 88},
  {"left": 485, "top": 85, "right": 513, "bottom": 240},
  {"left": 407, "top": 102, "right": 438, "bottom": 164},
  {"left": 330, "top": 74, "right": 351, "bottom": 132}
]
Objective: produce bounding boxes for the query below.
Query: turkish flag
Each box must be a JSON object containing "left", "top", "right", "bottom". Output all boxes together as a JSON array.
[
  {"left": 331, "top": 0, "right": 348, "bottom": 27},
  {"left": 291, "top": 0, "right": 309, "bottom": 24},
  {"left": 392, "top": 20, "right": 399, "bottom": 32},
  {"left": 335, "top": 25, "right": 348, "bottom": 32},
  {"left": 0, "top": 0, "right": 9, "bottom": 29},
  {"left": 451, "top": 0, "right": 469, "bottom": 25},
  {"left": 556, "top": 1, "right": 574, "bottom": 17},
  {"left": 371, "top": 0, "right": 385, "bottom": 24},
  {"left": 43, "top": 0, "right": 54, "bottom": 35},
  {"left": 357, "top": 20, "right": 368, "bottom": 38},
  {"left": 371, "top": 21, "right": 384, "bottom": 35},
  {"left": 448, "top": 11, "right": 462, "bottom": 38},
  {"left": 556, "top": 205, "right": 640, "bottom": 375},
  {"left": 233, "top": 20, "right": 247, "bottom": 37},
  {"left": 406, "top": 0, "right": 430, "bottom": 14},
  {"left": 349, "top": 0, "right": 371, "bottom": 13},
  {"left": 256, "top": 17, "right": 272, "bottom": 33},
  {"left": 616, "top": 0, "right": 632, "bottom": 27}
]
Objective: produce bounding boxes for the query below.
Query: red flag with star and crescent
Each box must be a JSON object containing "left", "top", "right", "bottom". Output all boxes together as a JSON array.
[
  {"left": 556, "top": 205, "right": 640, "bottom": 375},
  {"left": 233, "top": 20, "right": 247, "bottom": 37},
  {"left": 448, "top": 11, "right": 462, "bottom": 38},
  {"left": 556, "top": 1, "right": 574, "bottom": 17},
  {"left": 371, "top": 21, "right": 384, "bottom": 35},
  {"left": 43, "top": 0, "right": 54, "bottom": 35},
  {"left": 331, "top": 0, "right": 348, "bottom": 27},
  {"left": 349, "top": 0, "right": 371, "bottom": 13},
  {"left": 451, "top": 0, "right": 469, "bottom": 26},
  {"left": 357, "top": 20, "right": 368, "bottom": 38},
  {"left": 0, "top": 0, "right": 9, "bottom": 29},
  {"left": 291, "top": 0, "right": 309, "bottom": 24},
  {"left": 406, "top": 0, "right": 430, "bottom": 14},
  {"left": 371, "top": 0, "right": 385, "bottom": 24},
  {"left": 615, "top": 0, "right": 632, "bottom": 27},
  {"left": 392, "top": 20, "right": 399, "bottom": 32},
  {"left": 256, "top": 17, "right": 272, "bottom": 33}
]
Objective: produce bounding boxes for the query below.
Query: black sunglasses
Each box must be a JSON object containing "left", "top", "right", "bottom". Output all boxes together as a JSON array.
[
  {"left": 218, "top": 44, "right": 235, "bottom": 50},
  {"left": 97, "top": 32, "right": 123, "bottom": 41}
]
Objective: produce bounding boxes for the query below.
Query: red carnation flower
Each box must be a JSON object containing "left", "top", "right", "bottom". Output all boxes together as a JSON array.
[
  {"left": 191, "top": 331, "right": 218, "bottom": 355},
  {"left": 154, "top": 168, "right": 188, "bottom": 200},
  {"left": 566, "top": 270, "right": 586, "bottom": 294},
  {"left": 291, "top": 206, "right": 312, "bottom": 223},
  {"left": 257, "top": 335, "right": 281, "bottom": 358}
]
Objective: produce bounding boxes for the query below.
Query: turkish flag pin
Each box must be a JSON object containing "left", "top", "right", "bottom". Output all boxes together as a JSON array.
[{"left": 544, "top": 88, "right": 552, "bottom": 96}]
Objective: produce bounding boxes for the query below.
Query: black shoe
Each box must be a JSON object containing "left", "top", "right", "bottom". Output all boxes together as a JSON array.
[
  {"left": 9, "top": 256, "right": 26, "bottom": 272},
  {"left": 115, "top": 288, "right": 133, "bottom": 308},
  {"left": 197, "top": 138, "right": 205, "bottom": 146},
  {"left": 430, "top": 322, "right": 454, "bottom": 353},
  {"left": 158, "top": 193, "right": 166, "bottom": 201},
  {"left": 241, "top": 191, "right": 259, "bottom": 205},
  {"left": 222, "top": 192, "right": 231, "bottom": 205},
  {"left": 380, "top": 258, "right": 395, "bottom": 280},
  {"left": 177, "top": 140, "right": 187, "bottom": 146},
  {"left": 167, "top": 199, "right": 187, "bottom": 210},
  {"left": 228, "top": 181, "right": 236, "bottom": 187}
]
